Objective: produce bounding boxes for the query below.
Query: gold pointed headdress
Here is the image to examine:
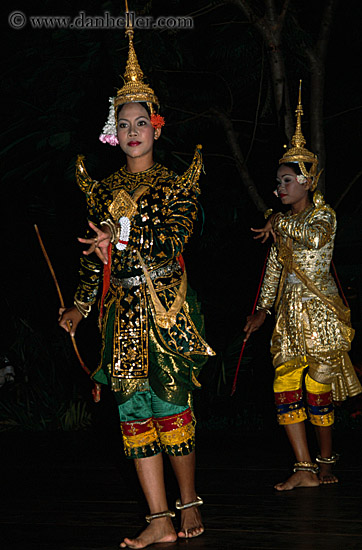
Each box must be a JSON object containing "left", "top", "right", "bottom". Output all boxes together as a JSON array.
[
  {"left": 279, "top": 81, "right": 321, "bottom": 191},
  {"left": 99, "top": 1, "right": 160, "bottom": 146},
  {"left": 114, "top": 27, "right": 159, "bottom": 112}
]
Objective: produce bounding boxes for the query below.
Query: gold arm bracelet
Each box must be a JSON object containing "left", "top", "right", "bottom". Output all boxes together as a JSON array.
[
  {"left": 100, "top": 219, "right": 120, "bottom": 244},
  {"left": 74, "top": 297, "right": 92, "bottom": 318},
  {"left": 256, "top": 305, "right": 271, "bottom": 315}
]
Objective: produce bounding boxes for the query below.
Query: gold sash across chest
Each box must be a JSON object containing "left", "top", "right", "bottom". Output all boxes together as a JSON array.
[
  {"left": 109, "top": 185, "right": 187, "bottom": 330},
  {"left": 137, "top": 251, "right": 187, "bottom": 329}
]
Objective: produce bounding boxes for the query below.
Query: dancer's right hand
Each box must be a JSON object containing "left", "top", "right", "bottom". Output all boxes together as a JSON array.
[
  {"left": 78, "top": 221, "right": 111, "bottom": 264},
  {"left": 58, "top": 306, "right": 83, "bottom": 337},
  {"left": 251, "top": 214, "right": 277, "bottom": 243},
  {"left": 243, "top": 310, "right": 267, "bottom": 342}
]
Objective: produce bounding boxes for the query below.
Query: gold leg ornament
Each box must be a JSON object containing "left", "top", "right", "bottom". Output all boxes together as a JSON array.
[
  {"left": 316, "top": 453, "right": 340, "bottom": 465},
  {"left": 293, "top": 461, "right": 319, "bottom": 474},
  {"left": 145, "top": 510, "right": 176, "bottom": 523},
  {"left": 316, "top": 453, "right": 340, "bottom": 485},
  {"left": 175, "top": 496, "right": 204, "bottom": 539},
  {"left": 175, "top": 495, "right": 203, "bottom": 510}
]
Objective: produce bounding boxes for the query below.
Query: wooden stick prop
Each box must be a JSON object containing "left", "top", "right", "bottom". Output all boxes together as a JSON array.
[
  {"left": 34, "top": 224, "right": 101, "bottom": 403},
  {"left": 231, "top": 247, "right": 270, "bottom": 396}
]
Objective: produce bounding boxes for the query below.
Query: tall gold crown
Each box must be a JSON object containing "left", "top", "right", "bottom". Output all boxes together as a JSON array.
[
  {"left": 114, "top": 2, "right": 159, "bottom": 115},
  {"left": 279, "top": 81, "right": 321, "bottom": 191},
  {"left": 99, "top": 1, "right": 160, "bottom": 145}
]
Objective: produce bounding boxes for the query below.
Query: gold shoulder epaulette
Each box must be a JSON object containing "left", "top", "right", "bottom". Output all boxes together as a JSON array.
[
  {"left": 75, "top": 154, "right": 96, "bottom": 193},
  {"left": 312, "top": 189, "right": 325, "bottom": 208},
  {"left": 175, "top": 145, "right": 203, "bottom": 195}
]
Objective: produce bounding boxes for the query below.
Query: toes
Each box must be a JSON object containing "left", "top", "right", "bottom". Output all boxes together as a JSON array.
[
  {"left": 191, "top": 526, "right": 204, "bottom": 537},
  {"left": 178, "top": 526, "right": 204, "bottom": 539},
  {"left": 274, "top": 482, "right": 289, "bottom": 491},
  {"left": 320, "top": 476, "right": 338, "bottom": 484},
  {"left": 120, "top": 537, "right": 139, "bottom": 549}
]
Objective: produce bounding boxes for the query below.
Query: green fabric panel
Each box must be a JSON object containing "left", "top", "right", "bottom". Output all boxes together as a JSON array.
[
  {"left": 148, "top": 284, "right": 208, "bottom": 406},
  {"left": 117, "top": 388, "right": 188, "bottom": 422},
  {"left": 93, "top": 285, "right": 209, "bottom": 407}
]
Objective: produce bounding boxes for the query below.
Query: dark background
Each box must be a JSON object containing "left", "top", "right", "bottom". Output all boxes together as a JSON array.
[{"left": 1, "top": 0, "right": 361, "bottom": 435}]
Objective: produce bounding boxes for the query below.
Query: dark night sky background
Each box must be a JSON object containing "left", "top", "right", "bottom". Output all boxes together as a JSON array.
[{"left": 1, "top": 0, "right": 362, "bottom": 425}]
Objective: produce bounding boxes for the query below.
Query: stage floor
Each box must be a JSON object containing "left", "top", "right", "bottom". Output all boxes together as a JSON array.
[{"left": 1, "top": 424, "right": 362, "bottom": 550}]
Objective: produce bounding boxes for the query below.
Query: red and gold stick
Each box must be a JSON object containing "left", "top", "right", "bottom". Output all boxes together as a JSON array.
[{"left": 231, "top": 247, "right": 270, "bottom": 396}]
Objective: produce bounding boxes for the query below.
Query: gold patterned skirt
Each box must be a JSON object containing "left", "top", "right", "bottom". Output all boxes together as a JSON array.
[
  {"left": 93, "top": 277, "right": 214, "bottom": 405},
  {"left": 270, "top": 282, "right": 361, "bottom": 401}
]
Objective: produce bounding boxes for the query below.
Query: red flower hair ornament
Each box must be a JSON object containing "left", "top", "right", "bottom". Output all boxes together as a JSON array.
[{"left": 150, "top": 113, "right": 165, "bottom": 129}]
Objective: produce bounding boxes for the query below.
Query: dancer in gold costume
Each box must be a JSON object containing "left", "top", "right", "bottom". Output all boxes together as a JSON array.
[
  {"left": 244, "top": 84, "right": 361, "bottom": 491},
  {"left": 59, "top": 14, "right": 214, "bottom": 548}
]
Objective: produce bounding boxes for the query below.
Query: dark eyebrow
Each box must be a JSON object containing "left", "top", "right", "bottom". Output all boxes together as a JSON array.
[{"left": 118, "top": 115, "right": 149, "bottom": 122}]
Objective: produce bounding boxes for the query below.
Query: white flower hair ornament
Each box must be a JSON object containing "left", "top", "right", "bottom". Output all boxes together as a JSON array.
[
  {"left": 296, "top": 174, "right": 307, "bottom": 184},
  {"left": 99, "top": 98, "right": 119, "bottom": 146}
]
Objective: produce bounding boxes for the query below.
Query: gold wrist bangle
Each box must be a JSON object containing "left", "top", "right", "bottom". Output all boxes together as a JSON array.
[
  {"left": 256, "top": 305, "right": 271, "bottom": 315},
  {"left": 100, "top": 219, "right": 120, "bottom": 244},
  {"left": 74, "top": 298, "right": 92, "bottom": 318}
]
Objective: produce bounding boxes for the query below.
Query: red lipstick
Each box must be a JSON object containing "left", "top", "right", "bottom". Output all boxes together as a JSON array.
[{"left": 128, "top": 141, "right": 141, "bottom": 146}]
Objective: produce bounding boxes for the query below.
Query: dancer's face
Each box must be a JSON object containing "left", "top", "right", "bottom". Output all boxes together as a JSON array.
[
  {"left": 276, "top": 165, "right": 311, "bottom": 211},
  {"left": 117, "top": 103, "right": 161, "bottom": 160}
]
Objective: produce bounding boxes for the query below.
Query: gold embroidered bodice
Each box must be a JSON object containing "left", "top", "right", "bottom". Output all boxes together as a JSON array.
[
  {"left": 258, "top": 204, "right": 339, "bottom": 310},
  {"left": 72, "top": 147, "right": 214, "bottom": 399},
  {"left": 74, "top": 148, "right": 203, "bottom": 304}
]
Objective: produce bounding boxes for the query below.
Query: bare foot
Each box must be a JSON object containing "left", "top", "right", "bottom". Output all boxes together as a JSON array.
[
  {"left": 274, "top": 470, "right": 320, "bottom": 491},
  {"left": 318, "top": 463, "right": 338, "bottom": 484},
  {"left": 178, "top": 506, "right": 204, "bottom": 539},
  {"left": 120, "top": 517, "right": 177, "bottom": 549}
]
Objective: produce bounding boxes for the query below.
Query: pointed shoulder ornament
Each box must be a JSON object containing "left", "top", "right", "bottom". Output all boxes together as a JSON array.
[
  {"left": 75, "top": 155, "right": 101, "bottom": 215},
  {"left": 312, "top": 189, "right": 325, "bottom": 208},
  {"left": 175, "top": 145, "right": 203, "bottom": 196},
  {"left": 75, "top": 155, "right": 97, "bottom": 193}
]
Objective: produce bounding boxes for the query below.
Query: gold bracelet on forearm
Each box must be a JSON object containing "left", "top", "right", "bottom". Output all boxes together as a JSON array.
[
  {"left": 100, "top": 219, "right": 120, "bottom": 244},
  {"left": 74, "top": 297, "right": 92, "bottom": 318},
  {"left": 255, "top": 305, "right": 271, "bottom": 315}
]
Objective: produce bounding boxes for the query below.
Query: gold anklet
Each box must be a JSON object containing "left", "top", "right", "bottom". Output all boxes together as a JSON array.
[
  {"left": 316, "top": 453, "right": 340, "bottom": 465},
  {"left": 175, "top": 496, "right": 203, "bottom": 510},
  {"left": 145, "top": 510, "right": 175, "bottom": 523},
  {"left": 293, "top": 461, "right": 319, "bottom": 474}
]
